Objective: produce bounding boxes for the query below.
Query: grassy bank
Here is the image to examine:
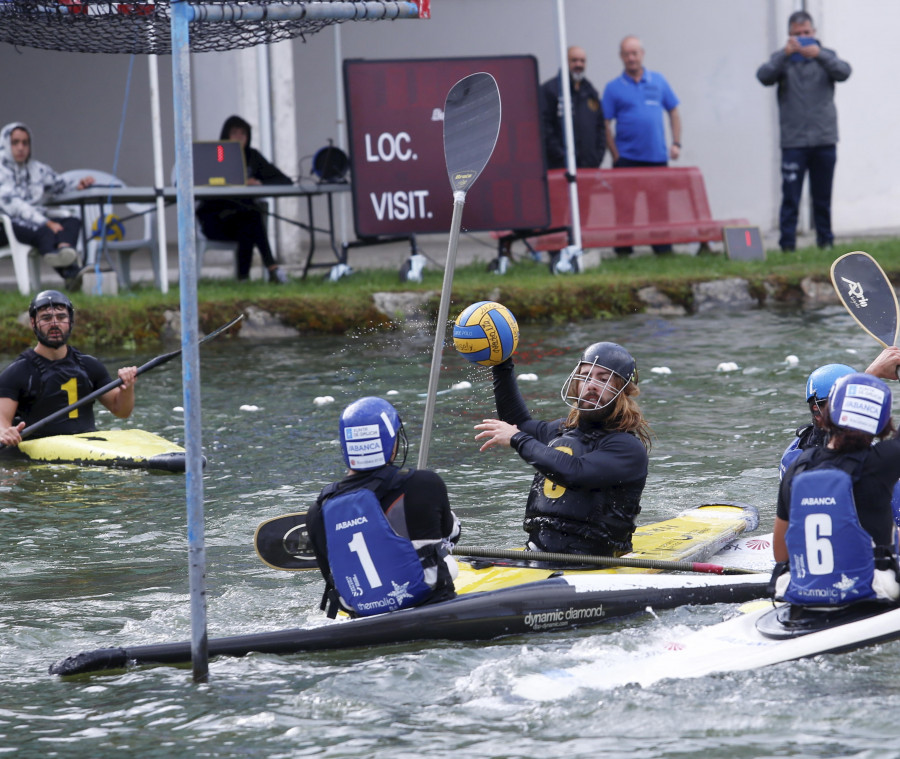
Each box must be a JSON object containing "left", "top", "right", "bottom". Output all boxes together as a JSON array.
[{"left": 1, "top": 237, "right": 898, "bottom": 353}]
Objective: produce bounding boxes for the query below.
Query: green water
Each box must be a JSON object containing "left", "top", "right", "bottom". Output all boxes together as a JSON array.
[{"left": 3, "top": 304, "right": 900, "bottom": 759}]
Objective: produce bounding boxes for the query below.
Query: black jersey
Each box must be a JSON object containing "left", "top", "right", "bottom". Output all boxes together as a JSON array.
[
  {"left": 491, "top": 358, "right": 648, "bottom": 555},
  {"left": 0, "top": 347, "right": 113, "bottom": 437}
]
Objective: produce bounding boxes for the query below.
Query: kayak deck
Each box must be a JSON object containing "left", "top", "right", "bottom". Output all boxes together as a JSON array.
[
  {"left": 17, "top": 429, "right": 189, "bottom": 472},
  {"left": 454, "top": 502, "right": 760, "bottom": 593}
]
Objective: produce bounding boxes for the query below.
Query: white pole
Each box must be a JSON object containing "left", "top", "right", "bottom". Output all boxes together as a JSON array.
[
  {"left": 257, "top": 45, "right": 278, "bottom": 256},
  {"left": 334, "top": 23, "right": 349, "bottom": 246},
  {"left": 148, "top": 55, "right": 169, "bottom": 293},
  {"left": 555, "top": 0, "right": 583, "bottom": 256}
]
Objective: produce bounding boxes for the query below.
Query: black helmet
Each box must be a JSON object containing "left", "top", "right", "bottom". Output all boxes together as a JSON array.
[
  {"left": 29, "top": 290, "right": 74, "bottom": 323},
  {"left": 560, "top": 341, "right": 637, "bottom": 410},
  {"left": 578, "top": 342, "right": 637, "bottom": 384}
]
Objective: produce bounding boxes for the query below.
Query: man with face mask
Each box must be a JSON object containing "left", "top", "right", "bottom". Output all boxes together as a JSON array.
[
  {"left": 474, "top": 342, "right": 652, "bottom": 556},
  {"left": 0, "top": 290, "right": 137, "bottom": 445}
]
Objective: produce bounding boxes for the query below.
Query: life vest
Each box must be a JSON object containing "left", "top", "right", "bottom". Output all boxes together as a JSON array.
[
  {"left": 784, "top": 450, "right": 876, "bottom": 606},
  {"left": 19, "top": 348, "right": 97, "bottom": 435},
  {"left": 322, "top": 476, "right": 433, "bottom": 617},
  {"left": 523, "top": 426, "right": 640, "bottom": 553},
  {"left": 893, "top": 482, "right": 900, "bottom": 529},
  {"left": 779, "top": 424, "right": 823, "bottom": 480}
]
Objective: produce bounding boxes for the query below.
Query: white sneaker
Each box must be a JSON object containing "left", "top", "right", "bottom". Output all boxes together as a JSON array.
[
  {"left": 44, "top": 246, "right": 78, "bottom": 268},
  {"left": 268, "top": 266, "right": 289, "bottom": 284}
]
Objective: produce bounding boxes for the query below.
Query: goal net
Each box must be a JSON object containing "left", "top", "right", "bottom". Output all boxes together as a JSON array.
[{"left": 0, "top": 0, "right": 426, "bottom": 54}]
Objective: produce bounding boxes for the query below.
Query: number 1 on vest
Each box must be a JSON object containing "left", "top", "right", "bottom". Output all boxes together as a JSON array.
[
  {"left": 61, "top": 377, "right": 79, "bottom": 418},
  {"left": 348, "top": 531, "right": 383, "bottom": 589}
]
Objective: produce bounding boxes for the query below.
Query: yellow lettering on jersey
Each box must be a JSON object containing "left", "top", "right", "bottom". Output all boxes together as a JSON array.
[
  {"left": 542, "top": 445, "right": 574, "bottom": 498},
  {"left": 61, "top": 377, "right": 79, "bottom": 418}
]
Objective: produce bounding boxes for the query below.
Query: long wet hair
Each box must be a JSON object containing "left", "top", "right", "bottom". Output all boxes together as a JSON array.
[{"left": 564, "top": 374, "right": 653, "bottom": 449}]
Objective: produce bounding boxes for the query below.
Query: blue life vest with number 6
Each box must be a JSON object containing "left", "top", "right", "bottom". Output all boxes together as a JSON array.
[
  {"left": 323, "top": 487, "right": 432, "bottom": 617},
  {"left": 785, "top": 453, "right": 876, "bottom": 606}
]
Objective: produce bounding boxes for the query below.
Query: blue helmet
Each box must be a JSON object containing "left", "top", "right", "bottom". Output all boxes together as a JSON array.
[
  {"left": 828, "top": 373, "right": 892, "bottom": 436},
  {"left": 339, "top": 397, "right": 407, "bottom": 471},
  {"left": 805, "top": 363, "right": 856, "bottom": 403}
]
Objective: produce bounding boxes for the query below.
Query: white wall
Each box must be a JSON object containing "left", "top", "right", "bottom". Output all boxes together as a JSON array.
[{"left": 3, "top": 0, "right": 898, "bottom": 257}]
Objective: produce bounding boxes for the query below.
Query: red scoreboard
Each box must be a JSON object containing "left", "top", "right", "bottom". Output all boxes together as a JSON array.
[{"left": 344, "top": 55, "right": 550, "bottom": 238}]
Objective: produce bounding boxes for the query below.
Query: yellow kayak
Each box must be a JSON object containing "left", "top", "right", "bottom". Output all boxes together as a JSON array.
[
  {"left": 453, "top": 502, "right": 760, "bottom": 593},
  {"left": 16, "top": 429, "right": 190, "bottom": 472}
]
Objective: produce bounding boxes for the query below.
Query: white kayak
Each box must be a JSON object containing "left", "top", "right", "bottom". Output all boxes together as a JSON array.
[{"left": 514, "top": 596, "right": 900, "bottom": 700}]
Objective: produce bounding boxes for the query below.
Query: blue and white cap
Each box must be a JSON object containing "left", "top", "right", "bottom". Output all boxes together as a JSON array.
[
  {"left": 828, "top": 372, "right": 892, "bottom": 436},
  {"left": 338, "top": 397, "right": 405, "bottom": 471}
]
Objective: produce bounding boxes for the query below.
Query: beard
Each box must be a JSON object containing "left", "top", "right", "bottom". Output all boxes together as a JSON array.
[
  {"left": 571, "top": 71, "right": 585, "bottom": 82},
  {"left": 577, "top": 403, "right": 614, "bottom": 425},
  {"left": 35, "top": 324, "right": 71, "bottom": 349}
]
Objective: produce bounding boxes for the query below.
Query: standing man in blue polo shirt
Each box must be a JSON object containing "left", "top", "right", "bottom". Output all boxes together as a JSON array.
[{"left": 602, "top": 35, "right": 681, "bottom": 256}]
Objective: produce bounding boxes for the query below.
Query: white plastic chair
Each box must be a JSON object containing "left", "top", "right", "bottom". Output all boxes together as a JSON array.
[
  {"left": 195, "top": 217, "right": 240, "bottom": 279},
  {"left": 0, "top": 213, "right": 42, "bottom": 295},
  {"left": 61, "top": 169, "right": 160, "bottom": 289}
]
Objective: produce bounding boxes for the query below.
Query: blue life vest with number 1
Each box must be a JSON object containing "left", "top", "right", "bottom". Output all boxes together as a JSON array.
[
  {"left": 323, "top": 485, "right": 432, "bottom": 617},
  {"left": 785, "top": 452, "right": 876, "bottom": 606}
]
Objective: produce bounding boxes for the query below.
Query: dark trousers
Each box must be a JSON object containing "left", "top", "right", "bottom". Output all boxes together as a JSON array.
[
  {"left": 197, "top": 204, "right": 277, "bottom": 280},
  {"left": 779, "top": 144, "right": 837, "bottom": 251},
  {"left": 612, "top": 157, "right": 672, "bottom": 255},
  {"left": 12, "top": 216, "right": 81, "bottom": 256}
]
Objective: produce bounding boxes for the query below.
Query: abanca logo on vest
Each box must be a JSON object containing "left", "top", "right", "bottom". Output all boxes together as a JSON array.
[
  {"left": 800, "top": 497, "right": 837, "bottom": 506},
  {"left": 335, "top": 516, "right": 369, "bottom": 531}
]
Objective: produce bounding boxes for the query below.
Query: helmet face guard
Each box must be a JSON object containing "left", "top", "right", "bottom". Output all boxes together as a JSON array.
[
  {"left": 828, "top": 372, "right": 892, "bottom": 436},
  {"left": 560, "top": 342, "right": 636, "bottom": 411},
  {"left": 339, "top": 397, "right": 407, "bottom": 471}
]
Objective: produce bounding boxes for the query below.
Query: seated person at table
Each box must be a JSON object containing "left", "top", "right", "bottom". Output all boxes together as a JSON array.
[
  {"left": 306, "top": 397, "right": 461, "bottom": 618},
  {"left": 0, "top": 290, "right": 137, "bottom": 445},
  {"left": 0, "top": 122, "right": 94, "bottom": 292},
  {"left": 196, "top": 115, "right": 291, "bottom": 284}
]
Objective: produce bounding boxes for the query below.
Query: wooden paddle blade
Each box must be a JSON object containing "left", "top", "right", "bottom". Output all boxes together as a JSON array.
[
  {"left": 254, "top": 512, "right": 318, "bottom": 571},
  {"left": 443, "top": 72, "right": 501, "bottom": 194},
  {"left": 830, "top": 251, "right": 900, "bottom": 348}
]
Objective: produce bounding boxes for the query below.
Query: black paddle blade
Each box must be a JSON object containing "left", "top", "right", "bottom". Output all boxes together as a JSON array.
[
  {"left": 254, "top": 512, "right": 318, "bottom": 571},
  {"left": 831, "top": 251, "right": 900, "bottom": 348},
  {"left": 443, "top": 72, "right": 501, "bottom": 194}
]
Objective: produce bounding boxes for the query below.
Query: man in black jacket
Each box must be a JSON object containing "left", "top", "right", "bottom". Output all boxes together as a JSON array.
[{"left": 540, "top": 46, "right": 606, "bottom": 170}]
